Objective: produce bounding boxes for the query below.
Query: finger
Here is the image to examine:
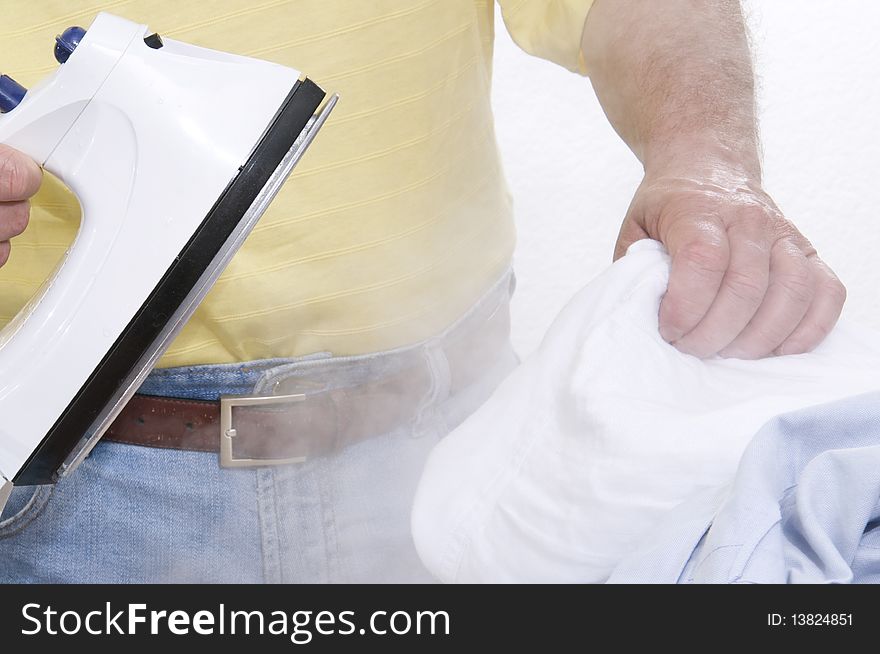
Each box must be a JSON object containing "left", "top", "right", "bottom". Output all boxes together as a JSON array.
[
  {"left": 0, "top": 145, "right": 42, "bottom": 201},
  {"left": 775, "top": 257, "right": 846, "bottom": 355},
  {"left": 658, "top": 216, "right": 730, "bottom": 343},
  {"left": 674, "top": 217, "right": 771, "bottom": 357},
  {"left": 0, "top": 241, "right": 10, "bottom": 267},
  {"left": 0, "top": 200, "right": 30, "bottom": 240},
  {"left": 719, "top": 238, "right": 813, "bottom": 359}
]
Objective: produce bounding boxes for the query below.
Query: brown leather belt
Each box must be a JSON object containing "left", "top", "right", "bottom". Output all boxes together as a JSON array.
[{"left": 103, "top": 284, "right": 512, "bottom": 466}]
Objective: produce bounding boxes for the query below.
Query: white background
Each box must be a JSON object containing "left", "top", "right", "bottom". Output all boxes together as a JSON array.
[{"left": 493, "top": 1, "right": 880, "bottom": 356}]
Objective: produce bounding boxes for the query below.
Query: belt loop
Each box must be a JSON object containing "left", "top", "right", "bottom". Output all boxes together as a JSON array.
[{"left": 412, "top": 338, "right": 451, "bottom": 439}]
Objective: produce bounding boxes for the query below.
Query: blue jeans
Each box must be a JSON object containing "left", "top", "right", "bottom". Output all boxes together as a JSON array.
[{"left": 0, "top": 273, "right": 516, "bottom": 583}]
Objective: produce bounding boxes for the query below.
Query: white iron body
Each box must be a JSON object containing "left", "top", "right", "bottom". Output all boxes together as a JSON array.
[{"left": 0, "top": 13, "right": 336, "bottom": 509}]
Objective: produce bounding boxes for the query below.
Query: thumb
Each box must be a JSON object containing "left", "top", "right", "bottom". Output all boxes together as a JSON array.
[{"left": 0, "top": 144, "right": 42, "bottom": 201}]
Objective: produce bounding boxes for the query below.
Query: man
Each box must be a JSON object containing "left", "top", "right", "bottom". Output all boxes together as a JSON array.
[{"left": 0, "top": 1, "right": 845, "bottom": 582}]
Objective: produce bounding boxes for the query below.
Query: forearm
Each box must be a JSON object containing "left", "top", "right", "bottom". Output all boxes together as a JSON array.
[{"left": 582, "top": 0, "right": 760, "bottom": 180}]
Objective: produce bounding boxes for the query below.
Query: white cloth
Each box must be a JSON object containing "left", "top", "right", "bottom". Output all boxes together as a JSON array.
[{"left": 411, "top": 240, "right": 880, "bottom": 583}]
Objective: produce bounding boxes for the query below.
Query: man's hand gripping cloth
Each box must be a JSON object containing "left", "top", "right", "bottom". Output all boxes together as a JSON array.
[{"left": 412, "top": 240, "right": 880, "bottom": 583}]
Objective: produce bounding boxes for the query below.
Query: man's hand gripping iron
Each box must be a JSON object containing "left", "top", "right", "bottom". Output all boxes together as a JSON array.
[{"left": 0, "top": 13, "right": 338, "bottom": 513}]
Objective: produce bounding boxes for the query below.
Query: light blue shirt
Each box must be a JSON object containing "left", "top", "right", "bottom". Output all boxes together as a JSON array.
[{"left": 609, "top": 392, "right": 880, "bottom": 584}]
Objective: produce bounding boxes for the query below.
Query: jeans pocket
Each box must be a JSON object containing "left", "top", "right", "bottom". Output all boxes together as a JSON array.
[{"left": 0, "top": 483, "right": 54, "bottom": 539}]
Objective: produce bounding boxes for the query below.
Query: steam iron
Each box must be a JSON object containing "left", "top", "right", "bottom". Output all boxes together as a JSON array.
[{"left": 0, "top": 13, "right": 338, "bottom": 513}]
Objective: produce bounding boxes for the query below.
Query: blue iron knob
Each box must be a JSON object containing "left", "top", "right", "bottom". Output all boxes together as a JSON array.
[
  {"left": 54, "top": 26, "right": 87, "bottom": 64},
  {"left": 0, "top": 74, "right": 27, "bottom": 113}
]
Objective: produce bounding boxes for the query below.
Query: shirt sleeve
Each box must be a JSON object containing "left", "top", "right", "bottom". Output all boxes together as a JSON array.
[{"left": 497, "top": 0, "right": 596, "bottom": 75}]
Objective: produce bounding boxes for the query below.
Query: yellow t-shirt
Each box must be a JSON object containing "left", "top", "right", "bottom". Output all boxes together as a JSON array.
[{"left": 0, "top": 0, "right": 592, "bottom": 366}]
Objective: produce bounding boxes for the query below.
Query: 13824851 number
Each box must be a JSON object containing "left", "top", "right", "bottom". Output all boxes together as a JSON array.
[{"left": 791, "top": 613, "right": 852, "bottom": 626}]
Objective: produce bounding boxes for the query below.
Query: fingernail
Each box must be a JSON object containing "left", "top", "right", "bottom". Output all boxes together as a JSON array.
[
  {"left": 719, "top": 347, "right": 757, "bottom": 360},
  {"left": 658, "top": 325, "right": 680, "bottom": 343},
  {"left": 671, "top": 340, "right": 700, "bottom": 358},
  {"left": 776, "top": 343, "right": 795, "bottom": 356}
]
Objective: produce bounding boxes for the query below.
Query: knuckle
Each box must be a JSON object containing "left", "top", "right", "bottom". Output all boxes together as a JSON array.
[
  {"left": 740, "top": 204, "right": 773, "bottom": 225},
  {"left": 1, "top": 201, "right": 30, "bottom": 237},
  {"left": 774, "top": 218, "right": 808, "bottom": 241},
  {"left": 807, "top": 256, "right": 847, "bottom": 307},
  {"left": 728, "top": 206, "right": 774, "bottom": 236},
  {"left": 0, "top": 150, "right": 30, "bottom": 199},
  {"left": 677, "top": 239, "right": 727, "bottom": 276},
  {"left": 723, "top": 269, "right": 766, "bottom": 305},
  {"left": 824, "top": 278, "right": 847, "bottom": 305},
  {"left": 777, "top": 267, "right": 814, "bottom": 305},
  {"left": 661, "top": 292, "right": 705, "bottom": 333},
  {"left": 787, "top": 232, "right": 815, "bottom": 257}
]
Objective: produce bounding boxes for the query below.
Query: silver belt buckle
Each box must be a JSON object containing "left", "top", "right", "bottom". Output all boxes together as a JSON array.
[{"left": 219, "top": 393, "right": 307, "bottom": 468}]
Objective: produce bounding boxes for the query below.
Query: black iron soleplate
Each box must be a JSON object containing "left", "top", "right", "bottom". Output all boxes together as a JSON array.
[{"left": 14, "top": 78, "right": 325, "bottom": 485}]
